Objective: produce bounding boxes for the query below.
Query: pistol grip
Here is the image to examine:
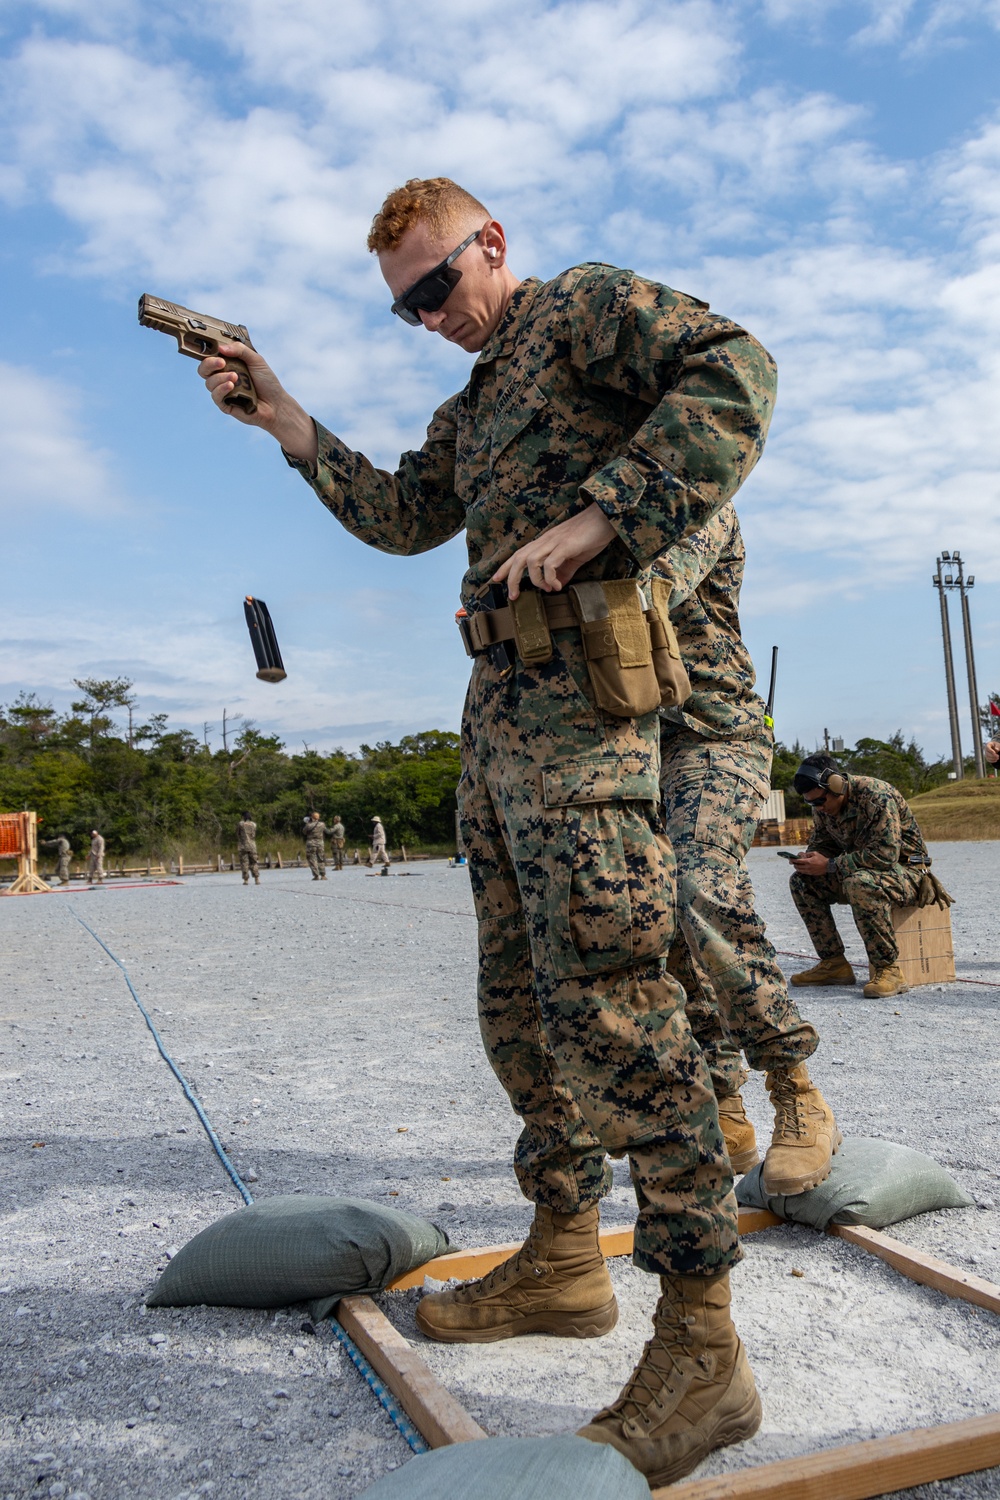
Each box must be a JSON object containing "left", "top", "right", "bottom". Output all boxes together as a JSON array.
[{"left": 221, "top": 357, "right": 258, "bottom": 415}]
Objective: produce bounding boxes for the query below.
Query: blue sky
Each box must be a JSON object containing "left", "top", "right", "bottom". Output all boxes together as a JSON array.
[{"left": 2, "top": 0, "right": 999, "bottom": 759}]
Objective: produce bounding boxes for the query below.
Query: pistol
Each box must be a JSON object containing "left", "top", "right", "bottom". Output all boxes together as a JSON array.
[{"left": 137, "top": 294, "right": 258, "bottom": 414}]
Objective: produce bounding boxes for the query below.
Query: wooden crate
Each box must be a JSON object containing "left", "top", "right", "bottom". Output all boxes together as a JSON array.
[{"left": 893, "top": 904, "right": 955, "bottom": 986}]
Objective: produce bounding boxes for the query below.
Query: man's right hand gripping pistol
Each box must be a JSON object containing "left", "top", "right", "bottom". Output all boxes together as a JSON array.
[
  {"left": 137, "top": 294, "right": 264, "bottom": 414},
  {"left": 138, "top": 293, "right": 319, "bottom": 464}
]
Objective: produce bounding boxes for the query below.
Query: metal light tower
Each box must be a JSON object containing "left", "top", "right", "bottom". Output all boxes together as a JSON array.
[
  {"left": 951, "top": 552, "right": 986, "bottom": 778},
  {"left": 932, "top": 555, "right": 964, "bottom": 780}
]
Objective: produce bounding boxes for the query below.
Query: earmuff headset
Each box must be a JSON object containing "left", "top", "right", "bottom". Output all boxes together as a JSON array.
[{"left": 792, "top": 761, "right": 845, "bottom": 797}]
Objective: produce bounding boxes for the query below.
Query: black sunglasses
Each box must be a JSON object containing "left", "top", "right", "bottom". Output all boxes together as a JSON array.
[
  {"left": 805, "top": 790, "right": 832, "bottom": 806},
  {"left": 390, "top": 228, "right": 483, "bottom": 325}
]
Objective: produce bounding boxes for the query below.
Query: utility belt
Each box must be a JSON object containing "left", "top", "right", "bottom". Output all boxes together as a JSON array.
[{"left": 456, "top": 578, "right": 690, "bottom": 717}]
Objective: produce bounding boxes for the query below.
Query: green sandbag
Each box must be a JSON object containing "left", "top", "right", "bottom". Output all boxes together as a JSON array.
[
  {"left": 358, "top": 1436, "right": 652, "bottom": 1499},
  {"left": 146, "top": 1196, "right": 449, "bottom": 1319},
  {"left": 736, "top": 1137, "right": 973, "bottom": 1231}
]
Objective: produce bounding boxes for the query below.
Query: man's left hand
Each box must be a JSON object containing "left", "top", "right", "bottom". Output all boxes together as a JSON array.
[
  {"left": 493, "top": 503, "right": 616, "bottom": 600},
  {"left": 791, "top": 852, "right": 830, "bottom": 877}
]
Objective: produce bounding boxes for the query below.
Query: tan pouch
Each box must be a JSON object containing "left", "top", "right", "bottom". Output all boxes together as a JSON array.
[
  {"left": 510, "top": 589, "right": 553, "bottom": 664},
  {"left": 648, "top": 577, "right": 692, "bottom": 709},
  {"left": 569, "top": 581, "right": 661, "bottom": 717}
]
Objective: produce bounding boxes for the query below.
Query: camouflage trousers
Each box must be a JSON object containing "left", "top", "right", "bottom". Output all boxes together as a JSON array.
[
  {"left": 660, "top": 735, "right": 819, "bottom": 1098},
  {"left": 55, "top": 854, "right": 71, "bottom": 884},
  {"left": 331, "top": 840, "right": 345, "bottom": 871},
  {"left": 86, "top": 855, "right": 103, "bottom": 883},
  {"left": 790, "top": 865, "right": 923, "bottom": 969},
  {"left": 459, "top": 629, "right": 738, "bottom": 1278},
  {"left": 239, "top": 846, "right": 259, "bottom": 882},
  {"left": 305, "top": 842, "right": 326, "bottom": 879}
]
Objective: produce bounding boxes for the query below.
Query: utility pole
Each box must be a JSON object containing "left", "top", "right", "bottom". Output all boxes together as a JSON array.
[
  {"left": 932, "top": 556, "right": 964, "bottom": 780},
  {"left": 951, "top": 552, "right": 986, "bottom": 778}
]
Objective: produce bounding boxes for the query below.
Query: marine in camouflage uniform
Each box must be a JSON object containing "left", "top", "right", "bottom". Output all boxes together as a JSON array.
[
  {"left": 330, "top": 817, "right": 346, "bottom": 871},
  {"left": 200, "top": 184, "right": 777, "bottom": 1484},
  {"left": 42, "top": 835, "right": 72, "bottom": 885},
  {"left": 286, "top": 263, "right": 775, "bottom": 1277},
  {"left": 655, "top": 505, "right": 818, "bottom": 1095},
  {"left": 653, "top": 509, "right": 837, "bottom": 1189},
  {"left": 303, "top": 813, "right": 328, "bottom": 879},
  {"left": 237, "top": 815, "right": 260, "bottom": 885},
  {"left": 790, "top": 773, "right": 927, "bottom": 972},
  {"left": 87, "top": 831, "right": 105, "bottom": 884}
]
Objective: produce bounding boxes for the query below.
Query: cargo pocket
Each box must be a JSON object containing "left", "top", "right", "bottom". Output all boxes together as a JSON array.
[
  {"left": 541, "top": 756, "right": 675, "bottom": 980},
  {"left": 695, "top": 748, "right": 771, "bottom": 860}
]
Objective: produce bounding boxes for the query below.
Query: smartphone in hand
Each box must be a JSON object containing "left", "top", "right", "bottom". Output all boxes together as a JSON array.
[{"left": 775, "top": 850, "right": 797, "bottom": 860}]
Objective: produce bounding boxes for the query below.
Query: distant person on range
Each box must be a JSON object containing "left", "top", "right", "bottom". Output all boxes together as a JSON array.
[
  {"left": 42, "top": 834, "right": 73, "bottom": 886},
  {"left": 787, "top": 754, "right": 932, "bottom": 999},
  {"left": 330, "top": 815, "right": 346, "bottom": 871},
  {"left": 303, "top": 811, "right": 328, "bottom": 880},
  {"left": 87, "top": 830, "right": 105, "bottom": 885},
  {"left": 237, "top": 812, "right": 260, "bottom": 886},
  {"left": 368, "top": 816, "right": 390, "bottom": 867}
]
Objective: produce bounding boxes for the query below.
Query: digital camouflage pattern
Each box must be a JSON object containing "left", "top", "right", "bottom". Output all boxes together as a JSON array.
[
  {"left": 331, "top": 819, "right": 346, "bottom": 871},
  {"left": 289, "top": 265, "right": 776, "bottom": 600},
  {"left": 42, "top": 835, "right": 72, "bottom": 884},
  {"left": 661, "top": 735, "right": 818, "bottom": 1097},
  {"left": 654, "top": 507, "right": 817, "bottom": 1094},
  {"left": 791, "top": 774, "right": 928, "bottom": 967},
  {"left": 288, "top": 261, "right": 777, "bottom": 1276},
  {"left": 303, "top": 817, "right": 328, "bottom": 879},
  {"left": 655, "top": 505, "right": 767, "bottom": 745},
  {"left": 461, "top": 636, "right": 738, "bottom": 1275},
  {"left": 237, "top": 818, "right": 259, "bottom": 883}
]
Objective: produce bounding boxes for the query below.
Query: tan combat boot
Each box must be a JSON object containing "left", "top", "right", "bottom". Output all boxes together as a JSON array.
[
  {"left": 789, "top": 955, "right": 856, "bottom": 987},
  {"left": 717, "top": 1093, "right": 760, "bottom": 1175},
  {"left": 577, "top": 1271, "right": 761, "bottom": 1487},
  {"left": 415, "top": 1203, "right": 617, "bottom": 1344},
  {"left": 863, "top": 963, "right": 909, "bottom": 999},
  {"left": 762, "top": 1064, "right": 842, "bottom": 1194}
]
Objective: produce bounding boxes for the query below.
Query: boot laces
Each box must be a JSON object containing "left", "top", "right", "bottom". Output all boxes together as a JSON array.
[
  {"left": 770, "top": 1072, "right": 806, "bottom": 1139},
  {"left": 461, "top": 1218, "right": 546, "bottom": 1297},
  {"left": 606, "top": 1285, "right": 694, "bottom": 1421}
]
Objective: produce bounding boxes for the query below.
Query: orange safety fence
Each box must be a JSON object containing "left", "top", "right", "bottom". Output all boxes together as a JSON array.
[{"left": 0, "top": 813, "right": 28, "bottom": 858}]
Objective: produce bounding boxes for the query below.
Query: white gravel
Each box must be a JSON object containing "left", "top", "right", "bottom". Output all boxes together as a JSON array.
[{"left": 1, "top": 844, "right": 998, "bottom": 1499}]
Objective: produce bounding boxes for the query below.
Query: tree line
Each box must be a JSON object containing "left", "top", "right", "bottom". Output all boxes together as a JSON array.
[
  {"left": 0, "top": 679, "right": 461, "bottom": 859},
  {"left": 2, "top": 677, "right": 990, "bottom": 859}
]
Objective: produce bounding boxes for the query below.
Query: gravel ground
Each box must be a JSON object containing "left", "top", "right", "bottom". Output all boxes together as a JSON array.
[{"left": 1, "top": 843, "right": 998, "bottom": 1499}]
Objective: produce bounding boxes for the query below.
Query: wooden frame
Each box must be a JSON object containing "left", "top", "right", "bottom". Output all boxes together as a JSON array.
[
  {"left": 367, "top": 1210, "right": 1000, "bottom": 1496},
  {"left": 0, "top": 811, "right": 51, "bottom": 895}
]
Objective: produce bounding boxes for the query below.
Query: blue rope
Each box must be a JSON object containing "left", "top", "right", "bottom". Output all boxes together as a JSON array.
[
  {"left": 68, "top": 904, "right": 254, "bottom": 1206},
  {"left": 68, "top": 904, "right": 429, "bottom": 1457},
  {"left": 329, "top": 1318, "right": 429, "bottom": 1454}
]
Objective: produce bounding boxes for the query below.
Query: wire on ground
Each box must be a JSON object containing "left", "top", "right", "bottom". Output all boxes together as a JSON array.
[
  {"left": 329, "top": 1318, "right": 429, "bottom": 1455},
  {"left": 66, "top": 904, "right": 428, "bottom": 1456}
]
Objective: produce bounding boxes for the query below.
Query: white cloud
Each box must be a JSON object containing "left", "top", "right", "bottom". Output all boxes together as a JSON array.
[
  {"left": 0, "top": 361, "right": 123, "bottom": 515},
  {"left": 3, "top": 0, "right": 1000, "bottom": 620}
]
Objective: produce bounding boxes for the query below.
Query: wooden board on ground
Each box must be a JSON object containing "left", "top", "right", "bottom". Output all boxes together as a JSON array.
[
  {"left": 657, "top": 1411, "right": 1000, "bottom": 1500},
  {"left": 335, "top": 1294, "right": 488, "bottom": 1448},
  {"left": 892, "top": 902, "right": 955, "bottom": 985},
  {"left": 829, "top": 1222, "right": 1000, "bottom": 1313},
  {"left": 386, "top": 1210, "right": 783, "bottom": 1290}
]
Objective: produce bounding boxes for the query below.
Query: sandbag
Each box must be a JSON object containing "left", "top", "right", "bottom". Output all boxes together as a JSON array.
[
  {"left": 736, "top": 1137, "right": 973, "bottom": 1231},
  {"left": 358, "top": 1435, "right": 651, "bottom": 1500},
  {"left": 146, "top": 1196, "right": 449, "bottom": 1319}
]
